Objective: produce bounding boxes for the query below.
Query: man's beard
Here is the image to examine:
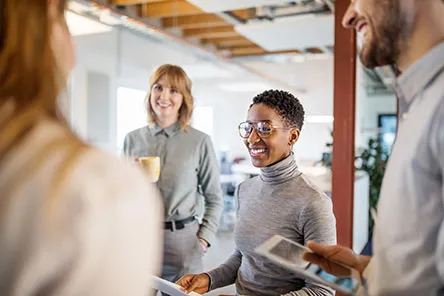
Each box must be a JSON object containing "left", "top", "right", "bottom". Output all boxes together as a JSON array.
[{"left": 360, "top": 1, "right": 410, "bottom": 68}]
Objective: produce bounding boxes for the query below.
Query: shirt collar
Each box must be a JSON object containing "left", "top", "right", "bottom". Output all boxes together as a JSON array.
[
  {"left": 150, "top": 121, "right": 181, "bottom": 137},
  {"left": 394, "top": 41, "right": 444, "bottom": 106}
]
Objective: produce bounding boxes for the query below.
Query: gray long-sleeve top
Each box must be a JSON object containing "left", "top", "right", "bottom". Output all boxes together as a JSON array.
[
  {"left": 123, "top": 122, "right": 223, "bottom": 244},
  {"left": 207, "top": 155, "right": 337, "bottom": 296}
]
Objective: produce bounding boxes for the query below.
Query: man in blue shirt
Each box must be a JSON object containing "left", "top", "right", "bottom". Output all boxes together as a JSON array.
[{"left": 304, "top": 1, "right": 444, "bottom": 295}]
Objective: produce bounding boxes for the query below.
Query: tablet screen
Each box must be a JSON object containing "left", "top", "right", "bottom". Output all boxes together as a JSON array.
[{"left": 269, "top": 238, "right": 309, "bottom": 267}]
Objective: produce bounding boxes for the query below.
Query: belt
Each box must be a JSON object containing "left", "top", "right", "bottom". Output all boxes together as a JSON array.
[{"left": 164, "top": 216, "right": 195, "bottom": 231}]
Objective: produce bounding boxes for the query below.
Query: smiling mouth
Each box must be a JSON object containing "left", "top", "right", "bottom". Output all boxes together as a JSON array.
[
  {"left": 357, "top": 22, "right": 368, "bottom": 34},
  {"left": 249, "top": 148, "right": 268, "bottom": 157},
  {"left": 157, "top": 102, "right": 171, "bottom": 108}
]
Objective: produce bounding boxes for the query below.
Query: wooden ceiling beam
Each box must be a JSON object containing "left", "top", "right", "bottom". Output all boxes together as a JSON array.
[
  {"left": 111, "top": 0, "right": 166, "bottom": 6},
  {"left": 229, "top": 46, "right": 266, "bottom": 56},
  {"left": 140, "top": 1, "right": 202, "bottom": 18},
  {"left": 230, "top": 48, "right": 302, "bottom": 57},
  {"left": 305, "top": 47, "right": 325, "bottom": 53},
  {"left": 202, "top": 37, "right": 254, "bottom": 48},
  {"left": 230, "top": 8, "right": 256, "bottom": 21},
  {"left": 183, "top": 27, "right": 237, "bottom": 39},
  {"left": 162, "top": 14, "right": 228, "bottom": 29}
]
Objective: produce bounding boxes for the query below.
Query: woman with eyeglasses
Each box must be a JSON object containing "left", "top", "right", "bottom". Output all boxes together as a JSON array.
[{"left": 177, "top": 90, "right": 336, "bottom": 296}]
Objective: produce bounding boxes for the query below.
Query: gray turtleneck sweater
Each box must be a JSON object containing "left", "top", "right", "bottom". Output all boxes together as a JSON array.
[{"left": 207, "top": 155, "right": 336, "bottom": 296}]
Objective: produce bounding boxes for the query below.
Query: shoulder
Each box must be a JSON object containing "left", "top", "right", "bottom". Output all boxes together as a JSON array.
[
  {"left": 125, "top": 126, "right": 150, "bottom": 140},
  {"left": 293, "top": 173, "right": 330, "bottom": 198},
  {"left": 183, "top": 126, "right": 211, "bottom": 142},
  {"left": 63, "top": 148, "right": 163, "bottom": 238},
  {"left": 71, "top": 149, "right": 158, "bottom": 201},
  {"left": 181, "top": 127, "right": 214, "bottom": 152},
  {"left": 57, "top": 147, "right": 162, "bottom": 229},
  {"left": 237, "top": 176, "right": 261, "bottom": 194},
  {"left": 292, "top": 173, "right": 333, "bottom": 210}
]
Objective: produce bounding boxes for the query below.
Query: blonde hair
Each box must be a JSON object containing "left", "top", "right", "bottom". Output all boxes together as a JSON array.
[
  {"left": 146, "top": 64, "right": 194, "bottom": 131},
  {"left": 0, "top": 0, "right": 86, "bottom": 213}
]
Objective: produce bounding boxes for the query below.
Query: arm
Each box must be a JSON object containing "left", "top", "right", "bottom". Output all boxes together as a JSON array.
[
  {"left": 206, "top": 249, "right": 243, "bottom": 290},
  {"left": 197, "top": 135, "right": 224, "bottom": 245},
  {"left": 122, "top": 134, "right": 132, "bottom": 157},
  {"left": 430, "top": 99, "right": 444, "bottom": 283},
  {"left": 204, "top": 185, "right": 243, "bottom": 290},
  {"left": 289, "top": 197, "right": 337, "bottom": 296},
  {"left": 301, "top": 195, "right": 372, "bottom": 294}
]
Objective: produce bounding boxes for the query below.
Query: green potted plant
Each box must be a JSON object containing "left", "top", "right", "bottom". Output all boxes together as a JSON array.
[
  {"left": 321, "top": 134, "right": 390, "bottom": 234},
  {"left": 355, "top": 138, "right": 390, "bottom": 233}
]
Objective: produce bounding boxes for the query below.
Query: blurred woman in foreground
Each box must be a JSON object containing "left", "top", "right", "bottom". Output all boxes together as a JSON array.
[{"left": 0, "top": 1, "right": 162, "bottom": 295}]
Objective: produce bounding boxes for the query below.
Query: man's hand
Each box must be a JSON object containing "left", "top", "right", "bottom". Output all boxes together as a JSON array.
[
  {"left": 176, "top": 273, "right": 210, "bottom": 294},
  {"left": 302, "top": 240, "right": 371, "bottom": 277}
]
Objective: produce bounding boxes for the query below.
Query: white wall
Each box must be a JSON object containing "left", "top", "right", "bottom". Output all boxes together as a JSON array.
[{"left": 194, "top": 84, "right": 252, "bottom": 160}]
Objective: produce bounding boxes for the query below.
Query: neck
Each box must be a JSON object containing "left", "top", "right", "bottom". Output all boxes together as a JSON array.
[
  {"left": 156, "top": 116, "right": 178, "bottom": 129},
  {"left": 260, "top": 153, "right": 299, "bottom": 184},
  {"left": 397, "top": 1, "right": 444, "bottom": 71}
]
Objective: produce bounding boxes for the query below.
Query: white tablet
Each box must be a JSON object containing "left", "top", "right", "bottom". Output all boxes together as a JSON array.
[{"left": 255, "top": 235, "right": 362, "bottom": 295}]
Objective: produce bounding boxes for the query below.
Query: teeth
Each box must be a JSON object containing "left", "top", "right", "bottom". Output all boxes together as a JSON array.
[
  {"left": 251, "top": 149, "right": 266, "bottom": 154},
  {"left": 158, "top": 103, "right": 170, "bottom": 107}
]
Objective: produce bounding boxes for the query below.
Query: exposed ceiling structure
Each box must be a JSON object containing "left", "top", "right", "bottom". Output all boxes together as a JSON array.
[
  {"left": 69, "top": 0, "right": 394, "bottom": 95},
  {"left": 104, "top": 0, "right": 335, "bottom": 57}
]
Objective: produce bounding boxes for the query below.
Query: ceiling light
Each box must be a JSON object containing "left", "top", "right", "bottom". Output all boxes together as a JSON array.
[
  {"left": 66, "top": 11, "right": 113, "bottom": 36},
  {"left": 68, "top": 1, "right": 95, "bottom": 13},
  {"left": 99, "top": 11, "right": 124, "bottom": 26},
  {"left": 306, "top": 115, "right": 333, "bottom": 123},
  {"left": 291, "top": 55, "right": 306, "bottom": 63}
]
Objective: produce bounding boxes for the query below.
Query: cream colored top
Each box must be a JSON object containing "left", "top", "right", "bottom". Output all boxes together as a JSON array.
[{"left": 0, "top": 118, "right": 163, "bottom": 296}]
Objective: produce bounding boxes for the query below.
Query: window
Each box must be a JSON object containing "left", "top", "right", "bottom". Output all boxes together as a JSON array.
[
  {"left": 378, "top": 114, "right": 397, "bottom": 153},
  {"left": 116, "top": 87, "right": 147, "bottom": 153},
  {"left": 192, "top": 106, "right": 214, "bottom": 139}
]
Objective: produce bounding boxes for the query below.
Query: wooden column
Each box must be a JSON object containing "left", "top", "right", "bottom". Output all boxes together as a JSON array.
[{"left": 332, "top": 0, "right": 357, "bottom": 248}]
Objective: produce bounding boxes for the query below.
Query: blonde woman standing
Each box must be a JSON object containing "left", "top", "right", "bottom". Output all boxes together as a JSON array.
[
  {"left": 0, "top": 0, "right": 162, "bottom": 295},
  {"left": 123, "top": 64, "right": 223, "bottom": 283}
]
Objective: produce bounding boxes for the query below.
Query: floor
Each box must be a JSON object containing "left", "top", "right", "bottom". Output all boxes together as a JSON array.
[{"left": 202, "top": 230, "right": 237, "bottom": 296}]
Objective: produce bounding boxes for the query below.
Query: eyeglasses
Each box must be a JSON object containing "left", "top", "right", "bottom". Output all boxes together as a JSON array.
[{"left": 238, "top": 121, "right": 294, "bottom": 138}]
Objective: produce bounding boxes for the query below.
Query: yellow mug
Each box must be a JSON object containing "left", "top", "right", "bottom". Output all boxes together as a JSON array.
[{"left": 139, "top": 156, "right": 160, "bottom": 182}]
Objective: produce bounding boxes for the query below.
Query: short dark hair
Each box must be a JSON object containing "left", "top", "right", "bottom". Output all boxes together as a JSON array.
[{"left": 251, "top": 89, "right": 305, "bottom": 130}]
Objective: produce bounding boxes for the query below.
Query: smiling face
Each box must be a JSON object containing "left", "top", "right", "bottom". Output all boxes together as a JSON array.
[
  {"left": 149, "top": 75, "right": 184, "bottom": 123},
  {"left": 243, "top": 103, "right": 299, "bottom": 168},
  {"left": 342, "top": 0, "right": 416, "bottom": 68}
]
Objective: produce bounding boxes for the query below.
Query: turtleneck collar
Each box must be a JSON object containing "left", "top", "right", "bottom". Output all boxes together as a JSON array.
[{"left": 260, "top": 153, "right": 300, "bottom": 184}]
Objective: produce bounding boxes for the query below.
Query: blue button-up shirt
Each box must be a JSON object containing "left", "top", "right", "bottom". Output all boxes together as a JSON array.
[{"left": 371, "top": 42, "right": 444, "bottom": 295}]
